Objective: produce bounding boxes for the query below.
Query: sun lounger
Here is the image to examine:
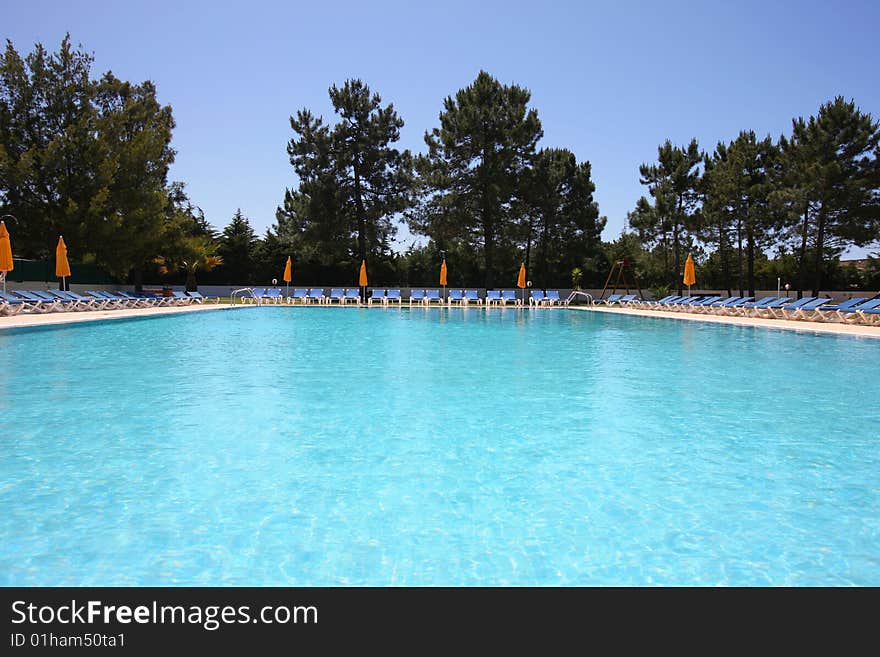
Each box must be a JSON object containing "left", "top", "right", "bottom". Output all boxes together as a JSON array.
[
  {"left": 530, "top": 290, "right": 547, "bottom": 307},
  {"left": 289, "top": 288, "right": 308, "bottom": 304},
  {"left": 758, "top": 297, "right": 814, "bottom": 319},
  {"left": 782, "top": 297, "right": 831, "bottom": 321},
  {"left": 682, "top": 295, "right": 723, "bottom": 311},
  {"left": 707, "top": 297, "right": 752, "bottom": 314},
  {"left": 425, "top": 289, "right": 442, "bottom": 305},
  {"left": 344, "top": 288, "right": 361, "bottom": 304},
  {"left": 649, "top": 296, "right": 686, "bottom": 309},
  {"left": 811, "top": 297, "right": 867, "bottom": 322},
  {"left": 732, "top": 296, "right": 780, "bottom": 316},
  {"left": 14, "top": 290, "right": 64, "bottom": 312},
  {"left": 599, "top": 294, "right": 623, "bottom": 305},
  {"left": 463, "top": 289, "right": 481, "bottom": 305},
  {"left": 409, "top": 289, "right": 425, "bottom": 306},
  {"left": 386, "top": 289, "right": 402, "bottom": 305},
  {"left": 88, "top": 290, "right": 134, "bottom": 308},
  {"left": 327, "top": 288, "right": 345, "bottom": 304},
  {"left": 448, "top": 289, "right": 464, "bottom": 305},
  {"left": 56, "top": 290, "right": 110, "bottom": 310},
  {"left": 501, "top": 290, "right": 520, "bottom": 306},
  {"left": 369, "top": 288, "right": 385, "bottom": 305},
  {"left": 545, "top": 290, "right": 564, "bottom": 306},
  {"left": 185, "top": 291, "right": 219, "bottom": 304},
  {"left": 168, "top": 291, "right": 193, "bottom": 305},
  {"left": 485, "top": 290, "right": 501, "bottom": 306},
  {"left": 835, "top": 298, "right": 880, "bottom": 324},
  {"left": 0, "top": 291, "right": 31, "bottom": 315},
  {"left": 304, "top": 288, "right": 322, "bottom": 304}
]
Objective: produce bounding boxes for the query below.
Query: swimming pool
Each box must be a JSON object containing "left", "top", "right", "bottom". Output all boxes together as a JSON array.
[{"left": 1, "top": 307, "right": 878, "bottom": 585}]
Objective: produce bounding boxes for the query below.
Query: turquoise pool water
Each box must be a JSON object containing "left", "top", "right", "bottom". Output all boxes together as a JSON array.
[{"left": 1, "top": 307, "right": 878, "bottom": 585}]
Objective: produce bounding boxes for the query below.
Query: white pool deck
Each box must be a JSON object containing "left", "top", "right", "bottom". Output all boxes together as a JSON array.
[{"left": 1, "top": 301, "right": 878, "bottom": 339}]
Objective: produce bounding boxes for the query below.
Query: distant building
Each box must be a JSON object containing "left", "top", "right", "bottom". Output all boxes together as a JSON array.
[{"left": 840, "top": 258, "right": 872, "bottom": 272}]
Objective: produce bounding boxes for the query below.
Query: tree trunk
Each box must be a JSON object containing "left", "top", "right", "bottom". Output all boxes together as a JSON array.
[
  {"left": 482, "top": 204, "right": 495, "bottom": 288},
  {"left": 186, "top": 270, "right": 197, "bottom": 292},
  {"left": 719, "top": 220, "right": 732, "bottom": 297},
  {"left": 736, "top": 214, "right": 744, "bottom": 297},
  {"left": 745, "top": 201, "right": 756, "bottom": 296},
  {"left": 132, "top": 265, "right": 143, "bottom": 293},
  {"left": 673, "top": 195, "right": 683, "bottom": 295},
  {"left": 812, "top": 206, "right": 826, "bottom": 297},
  {"left": 796, "top": 200, "right": 809, "bottom": 300},
  {"left": 352, "top": 156, "right": 366, "bottom": 263}
]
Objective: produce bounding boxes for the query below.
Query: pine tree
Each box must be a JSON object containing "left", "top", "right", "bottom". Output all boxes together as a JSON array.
[
  {"left": 217, "top": 209, "right": 257, "bottom": 284},
  {"left": 775, "top": 97, "right": 880, "bottom": 296},
  {"left": 639, "top": 139, "right": 703, "bottom": 294},
  {"left": 412, "top": 71, "right": 543, "bottom": 287}
]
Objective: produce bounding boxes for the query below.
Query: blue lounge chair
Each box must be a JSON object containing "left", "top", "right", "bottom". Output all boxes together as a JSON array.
[
  {"left": 732, "top": 296, "right": 780, "bottom": 316},
  {"left": 650, "top": 296, "right": 685, "bottom": 309},
  {"left": 708, "top": 297, "right": 752, "bottom": 315},
  {"left": 306, "top": 288, "right": 323, "bottom": 304},
  {"left": 57, "top": 290, "right": 111, "bottom": 310},
  {"left": 599, "top": 294, "right": 623, "bottom": 305},
  {"left": 369, "top": 288, "right": 385, "bottom": 305},
  {"left": 836, "top": 298, "right": 880, "bottom": 324},
  {"left": 758, "top": 297, "right": 813, "bottom": 319},
  {"left": 185, "top": 291, "right": 219, "bottom": 304},
  {"left": 327, "top": 288, "right": 345, "bottom": 304},
  {"left": 0, "top": 291, "right": 31, "bottom": 315},
  {"left": 87, "top": 290, "right": 132, "bottom": 308},
  {"left": 246, "top": 287, "right": 266, "bottom": 304},
  {"left": 289, "top": 288, "right": 308, "bottom": 304},
  {"left": 113, "top": 290, "right": 154, "bottom": 308},
  {"left": 448, "top": 289, "right": 464, "bottom": 305},
  {"left": 463, "top": 289, "right": 481, "bottom": 305},
  {"left": 259, "top": 288, "right": 280, "bottom": 304},
  {"left": 783, "top": 297, "right": 831, "bottom": 320},
  {"left": 501, "top": 290, "right": 520, "bottom": 306},
  {"left": 811, "top": 297, "right": 867, "bottom": 322},
  {"left": 34, "top": 290, "right": 82, "bottom": 311},
  {"left": 169, "top": 291, "right": 194, "bottom": 305},
  {"left": 425, "top": 289, "right": 442, "bottom": 304},
  {"left": 386, "top": 289, "right": 402, "bottom": 305},
  {"left": 344, "top": 288, "right": 361, "bottom": 304},
  {"left": 682, "top": 295, "right": 723, "bottom": 311},
  {"left": 485, "top": 290, "right": 501, "bottom": 306},
  {"left": 636, "top": 294, "right": 673, "bottom": 307},
  {"left": 409, "top": 289, "right": 425, "bottom": 306},
  {"left": 14, "top": 290, "right": 63, "bottom": 312},
  {"left": 546, "top": 290, "right": 563, "bottom": 306},
  {"left": 141, "top": 292, "right": 173, "bottom": 306},
  {"left": 530, "top": 290, "right": 547, "bottom": 306}
]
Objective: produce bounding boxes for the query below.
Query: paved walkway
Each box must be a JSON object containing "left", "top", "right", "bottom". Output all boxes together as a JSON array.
[
  {"left": 0, "top": 303, "right": 239, "bottom": 331},
  {"left": 572, "top": 305, "right": 880, "bottom": 339}
]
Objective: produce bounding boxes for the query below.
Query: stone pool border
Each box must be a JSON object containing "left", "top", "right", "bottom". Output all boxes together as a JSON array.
[
  {"left": 572, "top": 305, "right": 880, "bottom": 339},
  {"left": 0, "top": 303, "right": 241, "bottom": 332},
  {"left": 2, "top": 301, "right": 879, "bottom": 340}
]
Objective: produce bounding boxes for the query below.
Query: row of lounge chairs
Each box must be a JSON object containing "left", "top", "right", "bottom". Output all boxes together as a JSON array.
[
  {"left": 599, "top": 293, "right": 880, "bottom": 325},
  {"left": 247, "top": 287, "right": 566, "bottom": 306},
  {"left": 0, "top": 289, "right": 218, "bottom": 315}
]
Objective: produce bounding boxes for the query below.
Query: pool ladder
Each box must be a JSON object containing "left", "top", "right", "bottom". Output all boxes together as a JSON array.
[
  {"left": 231, "top": 288, "right": 258, "bottom": 305},
  {"left": 566, "top": 291, "right": 594, "bottom": 305}
]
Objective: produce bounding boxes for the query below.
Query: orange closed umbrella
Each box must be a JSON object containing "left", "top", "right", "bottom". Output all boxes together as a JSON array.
[
  {"left": 0, "top": 221, "right": 13, "bottom": 294},
  {"left": 683, "top": 253, "right": 696, "bottom": 295},
  {"left": 358, "top": 260, "right": 368, "bottom": 303},
  {"left": 517, "top": 263, "right": 526, "bottom": 306},
  {"left": 56, "top": 236, "right": 71, "bottom": 290},
  {"left": 282, "top": 256, "right": 292, "bottom": 296},
  {"left": 439, "top": 259, "right": 447, "bottom": 286}
]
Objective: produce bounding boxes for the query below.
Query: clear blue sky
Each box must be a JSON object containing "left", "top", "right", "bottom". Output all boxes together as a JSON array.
[{"left": 5, "top": 0, "right": 879, "bottom": 254}]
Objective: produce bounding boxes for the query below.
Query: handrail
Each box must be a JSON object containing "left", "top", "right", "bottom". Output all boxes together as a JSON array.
[
  {"left": 566, "top": 290, "right": 594, "bottom": 306},
  {"left": 231, "top": 288, "right": 256, "bottom": 305}
]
